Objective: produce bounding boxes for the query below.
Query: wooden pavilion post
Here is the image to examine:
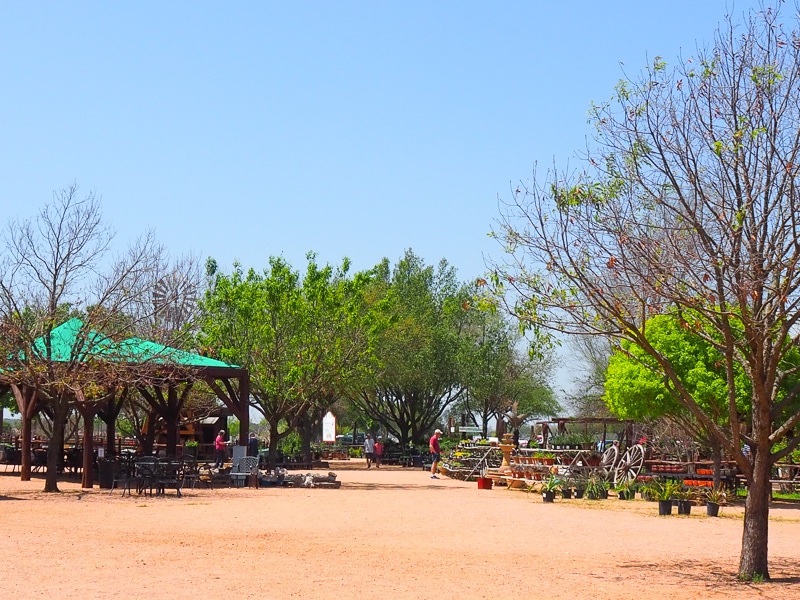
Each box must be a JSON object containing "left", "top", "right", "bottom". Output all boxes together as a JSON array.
[
  {"left": 97, "top": 387, "right": 128, "bottom": 458},
  {"left": 11, "top": 384, "right": 41, "bottom": 481}
]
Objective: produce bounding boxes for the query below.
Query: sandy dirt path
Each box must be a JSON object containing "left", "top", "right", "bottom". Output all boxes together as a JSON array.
[{"left": 0, "top": 460, "right": 798, "bottom": 600}]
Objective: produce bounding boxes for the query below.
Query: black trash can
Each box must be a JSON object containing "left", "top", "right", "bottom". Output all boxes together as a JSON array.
[{"left": 98, "top": 458, "right": 116, "bottom": 489}]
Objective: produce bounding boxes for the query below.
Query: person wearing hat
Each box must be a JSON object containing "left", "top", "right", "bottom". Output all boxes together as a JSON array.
[
  {"left": 429, "top": 429, "right": 443, "bottom": 479},
  {"left": 374, "top": 436, "right": 384, "bottom": 469},
  {"left": 214, "top": 429, "right": 227, "bottom": 469}
]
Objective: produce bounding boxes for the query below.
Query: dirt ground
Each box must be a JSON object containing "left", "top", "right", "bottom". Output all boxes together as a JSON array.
[{"left": 0, "top": 460, "right": 799, "bottom": 600}]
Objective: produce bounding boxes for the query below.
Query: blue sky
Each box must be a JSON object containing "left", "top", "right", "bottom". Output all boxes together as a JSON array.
[{"left": 0, "top": 1, "right": 764, "bottom": 399}]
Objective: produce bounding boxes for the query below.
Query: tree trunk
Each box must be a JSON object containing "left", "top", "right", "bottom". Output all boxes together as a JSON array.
[
  {"left": 81, "top": 413, "right": 94, "bottom": 488},
  {"left": 738, "top": 446, "right": 771, "bottom": 579},
  {"left": 267, "top": 420, "right": 281, "bottom": 470},
  {"left": 20, "top": 413, "right": 32, "bottom": 481},
  {"left": 165, "top": 411, "right": 179, "bottom": 457},
  {"left": 44, "top": 401, "right": 68, "bottom": 492},
  {"left": 711, "top": 441, "right": 722, "bottom": 490},
  {"left": 298, "top": 417, "right": 314, "bottom": 463}
]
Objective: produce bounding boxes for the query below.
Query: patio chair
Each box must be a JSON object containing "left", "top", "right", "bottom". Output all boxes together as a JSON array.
[
  {"left": 157, "top": 459, "right": 184, "bottom": 497},
  {"left": 230, "top": 456, "right": 259, "bottom": 488},
  {"left": 181, "top": 455, "right": 199, "bottom": 490},
  {"left": 134, "top": 457, "right": 159, "bottom": 496},
  {"left": 4, "top": 448, "right": 21, "bottom": 473},
  {"left": 110, "top": 456, "right": 137, "bottom": 497},
  {"left": 32, "top": 449, "right": 48, "bottom": 473}
]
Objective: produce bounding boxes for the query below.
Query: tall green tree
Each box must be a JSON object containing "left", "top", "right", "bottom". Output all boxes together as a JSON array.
[
  {"left": 492, "top": 6, "right": 800, "bottom": 578},
  {"left": 458, "top": 310, "right": 559, "bottom": 438},
  {"left": 352, "top": 250, "right": 466, "bottom": 446},
  {"left": 200, "top": 254, "right": 372, "bottom": 466}
]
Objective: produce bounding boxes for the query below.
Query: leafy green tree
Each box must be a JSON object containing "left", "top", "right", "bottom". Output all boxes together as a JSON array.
[
  {"left": 493, "top": 7, "right": 800, "bottom": 578},
  {"left": 457, "top": 309, "right": 559, "bottom": 438},
  {"left": 604, "top": 314, "right": 754, "bottom": 486},
  {"left": 352, "top": 250, "right": 469, "bottom": 446},
  {"left": 200, "top": 254, "right": 372, "bottom": 467}
]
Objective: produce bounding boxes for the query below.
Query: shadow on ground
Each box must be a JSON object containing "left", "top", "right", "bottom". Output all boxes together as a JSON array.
[{"left": 619, "top": 558, "right": 800, "bottom": 591}]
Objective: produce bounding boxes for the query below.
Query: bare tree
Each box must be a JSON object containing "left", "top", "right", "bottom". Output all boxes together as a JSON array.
[
  {"left": 566, "top": 335, "right": 613, "bottom": 418},
  {"left": 0, "top": 184, "right": 165, "bottom": 491},
  {"left": 492, "top": 6, "right": 800, "bottom": 579}
]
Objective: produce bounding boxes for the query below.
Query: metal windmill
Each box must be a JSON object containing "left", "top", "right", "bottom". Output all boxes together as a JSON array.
[{"left": 152, "top": 271, "right": 197, "bottom": 332}]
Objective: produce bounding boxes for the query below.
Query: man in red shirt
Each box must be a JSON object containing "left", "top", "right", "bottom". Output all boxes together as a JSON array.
[{"left": 429, "top": 429, "right": 443, "bottom": 479}]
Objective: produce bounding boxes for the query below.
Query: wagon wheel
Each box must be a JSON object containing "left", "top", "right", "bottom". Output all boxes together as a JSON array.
[
  {"left": 599, "top": 444, "right": 619, "bottom": 478},
  {"left": 614, "top": 444, "right": 644, "bottom": 485}
]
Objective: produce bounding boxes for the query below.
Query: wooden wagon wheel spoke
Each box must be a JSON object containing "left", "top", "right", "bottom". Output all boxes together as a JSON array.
[
  {"left": 599, "top": 444, "right": 618, "bottom": 477},
  {"left": 614, "top": 444, "right": 644, "bottom": 485}
]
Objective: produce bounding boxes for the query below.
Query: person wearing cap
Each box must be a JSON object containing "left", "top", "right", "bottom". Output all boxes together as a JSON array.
[
  {"left": 214, "top": 429, "right": 227, "bottom": 469},
  {"left": 429, "top": 429, "right": 443, "bottom": 479},
  {"left": 374, "top": 437, "right": 384, "bottom": 468}
]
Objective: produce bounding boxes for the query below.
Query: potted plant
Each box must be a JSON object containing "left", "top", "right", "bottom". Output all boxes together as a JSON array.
[
  {"left": 477, "top": 466, "right": 493, "bottom": 490},
  {"left": 573, "top": 473, "right": 587, "bottom": 499},
  {"left": 184, "top": 439, "right": 199, "bottom": 458},
  {"left": 541, "top": 474, "right": 561, "bottom": 502},
  {"left": 705, "top": 486, "right": 727, "bottom": 517},
  {"left": 673, "top": 487, "right": 695, "bottom": 515},
  {"left": 533, "top": 450, "right": 556, "bottom": 465},
  {"left": 614, "top": 478, "right": 638, "bottom": 500},
  {"left": 649, "top": 480, "right": 680, "bottom": 515},
  {"left": 586, "top": 473, "right": 609, "bottom": 500},
  {"left": 561, "top": 475, "right": 573, "bottom": 499}
]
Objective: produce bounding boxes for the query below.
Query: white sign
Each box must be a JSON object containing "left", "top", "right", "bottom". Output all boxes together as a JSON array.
[{"left": 322, "top": 411, "right": 337, "bottom": 443}]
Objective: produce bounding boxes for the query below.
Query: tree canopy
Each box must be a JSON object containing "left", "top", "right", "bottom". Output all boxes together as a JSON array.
[
  {"left": 199, "top": 254, "right": 373, "bottom": 466},
  {"left": 492, "top": 6, "right": 800, "bottom": 578},
  {"left": 352, "top": 250, "right": 467, "bottom": 446}
]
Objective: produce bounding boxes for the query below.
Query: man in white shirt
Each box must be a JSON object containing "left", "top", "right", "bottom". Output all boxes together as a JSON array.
[{"left": 364, "top": 433, "right": 376, "bottom": 469}]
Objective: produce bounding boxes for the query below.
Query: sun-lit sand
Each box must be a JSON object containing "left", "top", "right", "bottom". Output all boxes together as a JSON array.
[{"left": 0, "top": 460, "right": 798, "bottom": 599}]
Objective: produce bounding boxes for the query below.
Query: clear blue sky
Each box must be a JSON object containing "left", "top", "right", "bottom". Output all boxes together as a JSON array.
[{"left": 0, "top": 1, "right": 765, "bottom": 400}]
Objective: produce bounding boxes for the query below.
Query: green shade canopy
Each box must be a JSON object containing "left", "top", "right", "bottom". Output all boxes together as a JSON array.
[{"left": 28, "top": 317, "right": 238, "bottom": 369}]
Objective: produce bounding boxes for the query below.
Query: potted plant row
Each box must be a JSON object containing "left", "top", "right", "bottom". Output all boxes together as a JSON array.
[{"left": 548, "top": 432, "right": 596, "bottom": 451}]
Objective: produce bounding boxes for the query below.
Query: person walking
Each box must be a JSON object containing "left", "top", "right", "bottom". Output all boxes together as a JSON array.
[
  {"left": 374, "top": 437, "right": 384, "bottom": 468},
  {"left": 429, "top": 429, "right": 443, "bottom": 479},
  {"left": 364, "top": 433, "right": 375, "bottom": 469},
  {"left": 248, "top": 432, "right": 259, "bottom": 457},
  {"left": 214, "top": 430, "right": 227, "bottom": 469}
]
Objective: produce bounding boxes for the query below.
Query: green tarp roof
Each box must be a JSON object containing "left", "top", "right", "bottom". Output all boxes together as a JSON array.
[{"left": 29, "top": 317, "right": 238, "bottom": 369}]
